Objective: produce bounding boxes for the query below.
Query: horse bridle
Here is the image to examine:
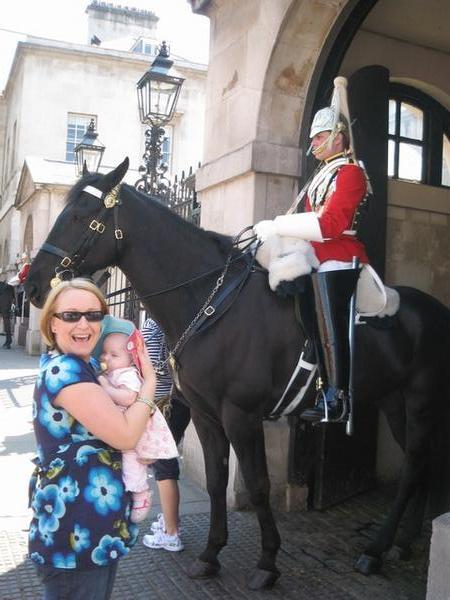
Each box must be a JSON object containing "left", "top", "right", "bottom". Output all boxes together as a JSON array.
[{"left": 41, "top": 184, "right": 123, "bottom": 288}]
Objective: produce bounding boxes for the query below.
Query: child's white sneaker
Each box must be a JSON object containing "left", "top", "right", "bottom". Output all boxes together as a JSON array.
[
  {"left": 150, "top": 513, "right": 181, "bottom": 533},
  {"left": 142, "top": 530, "right": 184, "bottom": 552},
  {"left": 150, "top": 513, "right": 165, "bottom": 533}
]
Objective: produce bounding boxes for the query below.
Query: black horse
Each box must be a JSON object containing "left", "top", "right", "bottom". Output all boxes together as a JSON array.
[{"left": 25, "top": 159, "right": 450, "bottom": 588}]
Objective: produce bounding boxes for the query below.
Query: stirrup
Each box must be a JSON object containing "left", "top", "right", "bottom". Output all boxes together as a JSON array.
[{"left": 320, "top": 390, "right": 349, "bottom": 424}]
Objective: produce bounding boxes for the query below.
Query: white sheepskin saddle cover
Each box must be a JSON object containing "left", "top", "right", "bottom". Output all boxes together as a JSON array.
[{"left": 256, "top": 235, "right": 400, "bottom": 318}]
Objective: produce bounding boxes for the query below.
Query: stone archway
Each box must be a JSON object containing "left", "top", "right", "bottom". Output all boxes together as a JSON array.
[
  {"left": 189, "top": 0, "right": 449, "bottom": 508},
  {"left": 256, "top": 0, "right": 376, "bottom": 192}
]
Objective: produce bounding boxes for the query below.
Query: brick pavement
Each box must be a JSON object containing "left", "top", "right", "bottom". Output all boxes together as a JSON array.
[
  {"left": 0, "top": 346, "right": 429, "bottom": 599},
  {"left": 0, "top": 495, "right": 429, "bottom": 600}
]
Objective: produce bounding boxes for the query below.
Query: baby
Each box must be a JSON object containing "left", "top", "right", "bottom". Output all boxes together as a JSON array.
[{"left": 98, "top": 329, "right": 178, "bottom": 523}]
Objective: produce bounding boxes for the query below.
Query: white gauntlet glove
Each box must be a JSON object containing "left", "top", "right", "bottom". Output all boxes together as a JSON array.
[
  {"left": 253, "top": 220, "right": 277, "bottom": 242},
  {"left": 275, "top": 213, "right": 324, "bottom": 241},
  {"left": 255, "top": 213, "right": 323, "bottom": 242}
]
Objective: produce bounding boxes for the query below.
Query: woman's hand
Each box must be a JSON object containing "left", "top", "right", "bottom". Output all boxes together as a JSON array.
[
  {"left": 98, "top": 374, "right": 109, "bottom": 389},
  {"left": 136, "top": 338, "right": 156, "bottom": 399}
]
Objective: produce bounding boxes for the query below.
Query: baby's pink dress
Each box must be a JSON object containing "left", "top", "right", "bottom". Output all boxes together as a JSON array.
[{"left": 107, "top": 367, "right": 178, "bottom": 492}]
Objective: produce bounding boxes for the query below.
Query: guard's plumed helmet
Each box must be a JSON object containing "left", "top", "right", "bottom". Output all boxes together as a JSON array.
[
  {"left": 309, "top": 107, "right": 349, "bottom": 139},
  {"left": 309, "top": 76, "right": 355, "bottom": 158}
]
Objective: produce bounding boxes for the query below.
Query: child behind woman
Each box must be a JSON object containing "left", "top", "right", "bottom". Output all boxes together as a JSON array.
[{"left": 98, "top": 323, "right": 178, "bottom": 523}]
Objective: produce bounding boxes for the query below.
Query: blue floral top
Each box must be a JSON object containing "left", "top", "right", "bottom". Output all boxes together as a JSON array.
[{"left": 28, "top": 353, "right": 138, "bottom": 570}]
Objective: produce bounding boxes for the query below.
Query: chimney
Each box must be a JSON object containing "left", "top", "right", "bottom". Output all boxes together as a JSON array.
[{"left": 86, "top": 1, "right": 159, "bottom": 45}]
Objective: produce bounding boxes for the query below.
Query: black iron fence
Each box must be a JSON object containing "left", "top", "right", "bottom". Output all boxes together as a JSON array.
[
  {"left": 105, "top": 165, "right": 200, "bottom": 323},
  {"left": 164, "top": 165, "right": 201, "bottom": 226}
]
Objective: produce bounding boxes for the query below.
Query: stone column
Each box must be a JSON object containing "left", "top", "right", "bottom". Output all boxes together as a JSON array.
[{"left": 427, "top": 513, "right": 450, "bottom": 599}]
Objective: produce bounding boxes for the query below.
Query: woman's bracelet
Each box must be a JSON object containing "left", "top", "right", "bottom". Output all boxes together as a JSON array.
[{"left": 136, "top": 396, "right": 157, "bottom": 415}]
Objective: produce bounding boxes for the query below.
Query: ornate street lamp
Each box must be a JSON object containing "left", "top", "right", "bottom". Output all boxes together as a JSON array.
[
  {"left": 135, "top": 41, "right": 185, "bottom": 197},
  {"left": 74, "top": 119, "right": 105, "bottom": 176}
]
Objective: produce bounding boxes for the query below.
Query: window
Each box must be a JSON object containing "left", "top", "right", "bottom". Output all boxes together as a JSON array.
[
  {"left": 388, "top": 84, "right": 450, "bottom": 187},
  {"left": 161, "top": 129, "right": 172, "bottom": 168},
  {"left": 132, "top": 37, "right": 159, "bottom": 57},
  {"left": 66, "top": 114, "right": 97, "bottom": 162}
]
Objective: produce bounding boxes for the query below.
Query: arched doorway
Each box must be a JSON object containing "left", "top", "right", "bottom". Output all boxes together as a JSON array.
[
  {"left": 189, "top": 0, "right": 449, "bottom": 509},
  {"left": 256, "top": 0, "right": 450, "bottom": 508}
]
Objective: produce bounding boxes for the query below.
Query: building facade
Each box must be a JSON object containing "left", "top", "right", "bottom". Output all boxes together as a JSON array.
[
  {"left": 0, "top": 2, "right": 207, "bottom": 353},
  {"left": 182, "top": 0, "right": 449, "bottom": 509}
]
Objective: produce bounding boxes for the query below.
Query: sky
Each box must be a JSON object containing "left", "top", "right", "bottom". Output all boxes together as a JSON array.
[{"left": 0, "top": 0, "right": 210, "bottom": 91}]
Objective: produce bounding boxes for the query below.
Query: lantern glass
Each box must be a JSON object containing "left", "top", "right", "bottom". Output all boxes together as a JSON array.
[
  {"left": 136, "top": 53, "right": 184, "bottom": 126},
  {"left": 76, "top": 145, "right": 105, "bottom": 175},
  {"left": 74, "top": 119, "right": 105, "bottom": 176}
]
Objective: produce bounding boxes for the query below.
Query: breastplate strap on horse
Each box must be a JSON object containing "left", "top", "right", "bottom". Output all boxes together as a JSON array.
[{"left": 169, "top": 249, "right": 257, "bottom": 391}]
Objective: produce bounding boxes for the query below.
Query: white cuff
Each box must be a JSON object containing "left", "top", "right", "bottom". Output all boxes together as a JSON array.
[{"left": 274, "top": 213, "right": 323, "bottom": 242}]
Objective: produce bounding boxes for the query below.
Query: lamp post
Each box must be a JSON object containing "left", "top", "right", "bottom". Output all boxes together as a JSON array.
[
  {"left": 135, "top": 41, "right": 184, "bottom": 197},
  {"left": 74, "top": 119, "right": 105, "bottom": 176}
]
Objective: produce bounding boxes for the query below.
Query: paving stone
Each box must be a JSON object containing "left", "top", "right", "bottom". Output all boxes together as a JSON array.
[{"left": 0, "top": 491, "right": 428, "bottom": 600}]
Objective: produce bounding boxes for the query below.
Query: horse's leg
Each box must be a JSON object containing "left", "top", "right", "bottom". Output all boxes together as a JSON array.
[
  {"left": 223, "top": 407, "right": 281, "bottom": 590},
  {"left": 388, "top": 479, "right": 428, "bottom": 560},
  {"left": 374, "top": 399, "right": 427, "bottom": 559},
  {"left": 377, "top": 400, "right": 428, "bottom": 560},
  {"left": 355, "top": 392, "right": 432, "bottom": 575},
  {"left": 187, "top": 408, "right": 230, "bottom": 579}
]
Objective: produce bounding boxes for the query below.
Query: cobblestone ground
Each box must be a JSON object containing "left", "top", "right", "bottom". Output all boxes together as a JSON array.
[
  {"left": 0, "top": 489, "right": 429, "bottom": 600},
  {"left": 0, "top": 349, "right": 429, "bottom": 599}
]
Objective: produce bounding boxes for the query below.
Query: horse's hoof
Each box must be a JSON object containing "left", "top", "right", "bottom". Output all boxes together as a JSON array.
[
  {"left": 247, "top": 568, "right": 280, "bottom": 590},
  {"left": 387, "top": 545, "right": 412, "bottom": 561},
  {"left": 354, "top": 553, "right": 382, "bottom": 575},
  {"left": 187, "top": 558, "right": 220, "bottom": 579}
]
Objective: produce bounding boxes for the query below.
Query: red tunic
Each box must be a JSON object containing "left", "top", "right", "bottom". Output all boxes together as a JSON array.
[
  {"left": 306, "top": 163, "right": 368, "bottom": 265},
  {"left": 18, "top": 262, "right": 30, "bottom": 284}
]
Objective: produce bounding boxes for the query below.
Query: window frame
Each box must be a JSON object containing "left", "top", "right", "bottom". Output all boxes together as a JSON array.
[
  {"left": 388, "top": 83, "right": 449, "bottom": 188},
  {"left": 66, "top": 113, "right": 97, "bottom": 163}
]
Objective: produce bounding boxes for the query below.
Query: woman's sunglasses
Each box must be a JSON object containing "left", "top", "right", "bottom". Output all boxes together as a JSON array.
[{"left": 53, "top": 311, "right": 105, "bottom": 323}]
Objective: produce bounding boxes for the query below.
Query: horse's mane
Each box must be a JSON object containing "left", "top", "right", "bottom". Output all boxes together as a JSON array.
[
  {"left": 65, "top": 173, "right": 238, "bottom": 257},
  {"left": 122, "top": 183, "right": 236, "bottom": 254}
]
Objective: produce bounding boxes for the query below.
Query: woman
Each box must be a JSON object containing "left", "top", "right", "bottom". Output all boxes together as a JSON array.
[{"left": 28, "top": 278, "right": 156, "bottom": 599}]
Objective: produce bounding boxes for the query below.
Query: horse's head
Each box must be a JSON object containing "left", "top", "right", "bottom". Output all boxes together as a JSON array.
[{"left": 26, "top": 158, "right": 129, "bottom": 307}]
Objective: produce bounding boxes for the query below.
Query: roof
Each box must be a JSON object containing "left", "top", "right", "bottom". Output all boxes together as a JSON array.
[
  {"left": 22, "top": 156, "right": 78, "bottom": 187},
  {"left": 14, "top": 156, "right": 140, "bottom": 207},
  {"left": 3, "top": 34, "right": 207, "bottom": 96}
]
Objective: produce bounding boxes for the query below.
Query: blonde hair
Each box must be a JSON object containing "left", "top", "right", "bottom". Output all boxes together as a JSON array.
[{"left": 40, "top": 278, "right": 108, "bottom": 348}]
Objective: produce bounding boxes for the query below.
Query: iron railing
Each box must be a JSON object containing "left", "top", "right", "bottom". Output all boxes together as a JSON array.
[{"left": 105, "top": 165, "right": 200, "bottom": 323}]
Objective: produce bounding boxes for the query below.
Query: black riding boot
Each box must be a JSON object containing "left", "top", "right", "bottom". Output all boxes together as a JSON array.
[
  {"left": 300, "top": 268, "right": 359, "bottom": 423},
  {"left": 3, "top": 336, "right": 12, "bottom": 349}
]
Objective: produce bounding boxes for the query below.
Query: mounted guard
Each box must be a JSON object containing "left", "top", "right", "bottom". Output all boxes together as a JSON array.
[{"left": 254, "top": 76, "right": 369, "bottom": 424}]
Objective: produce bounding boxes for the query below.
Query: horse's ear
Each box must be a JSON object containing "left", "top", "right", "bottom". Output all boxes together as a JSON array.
[
  {"left": 82, "top": 160, "right": 89, "bottom": 177},
  {"left": 98, "top": 157, "right": 129, "bottom": 192}
]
